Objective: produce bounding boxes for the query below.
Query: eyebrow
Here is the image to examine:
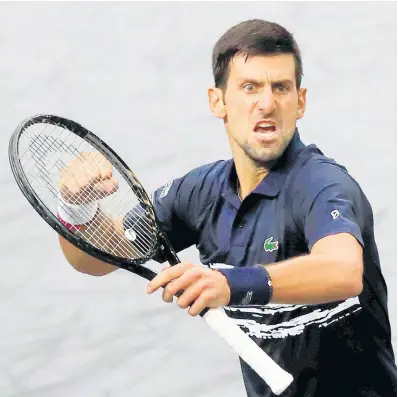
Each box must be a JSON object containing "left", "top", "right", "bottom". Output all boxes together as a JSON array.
[{"left": 240, "top": 78, "right": 294, "bottom": 87}]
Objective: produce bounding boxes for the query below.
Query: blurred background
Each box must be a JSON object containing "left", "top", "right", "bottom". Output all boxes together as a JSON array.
[{"left": 0, "top": 2, "right": 396, "bottom": 396}]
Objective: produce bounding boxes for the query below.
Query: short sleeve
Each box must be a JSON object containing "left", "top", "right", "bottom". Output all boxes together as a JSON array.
[
  {"left": 123, "top": 161, "right": 225, "bottom": 262},
  {"left": 151, "top": 174, "right": 199, "bottom": 256},
  {"left": 293, "top": 162, "right": 367, "bottom": 251}
]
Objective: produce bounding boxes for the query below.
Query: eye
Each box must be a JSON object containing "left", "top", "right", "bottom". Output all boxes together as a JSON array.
[
  {"left": 275, "top": 84, "right": 288, "bottom": 93},
  {"left": 243, "top": 83, "right": 256, "bottom": 93}
]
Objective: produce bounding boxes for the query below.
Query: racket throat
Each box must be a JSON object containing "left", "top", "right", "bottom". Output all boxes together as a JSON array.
[{"left": 158, "top": 232, "right": 180, "bottom": 265}]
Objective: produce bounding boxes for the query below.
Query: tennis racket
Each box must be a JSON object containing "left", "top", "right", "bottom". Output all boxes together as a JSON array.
[{"left": 8, "top": 114, "right": 293, "bottom": 395}]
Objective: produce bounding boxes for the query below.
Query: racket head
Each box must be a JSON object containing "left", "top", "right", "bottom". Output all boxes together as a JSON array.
[{"left": 9, "top": 114, "right": 162, "bottom": 278}]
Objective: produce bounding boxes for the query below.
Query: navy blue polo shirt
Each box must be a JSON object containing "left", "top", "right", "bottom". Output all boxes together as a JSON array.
[{"left": 125, "top": 131, "right": 396, "bottom": 396}]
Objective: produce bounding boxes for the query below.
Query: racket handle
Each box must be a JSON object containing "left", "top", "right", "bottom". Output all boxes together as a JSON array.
[
  {"left": 158, "top": 235, "right": 292, "bottom": 392},
  {"left": 202, "top": 307, "right": 293, "bottom": 395}
]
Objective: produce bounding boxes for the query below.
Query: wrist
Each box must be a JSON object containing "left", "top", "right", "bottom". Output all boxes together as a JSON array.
[
  {"left": 217, "top": 265, "right": 273, "bottom": 306},
  {"left": 57, "top": 192, "right": 99, "bottom": 231}
]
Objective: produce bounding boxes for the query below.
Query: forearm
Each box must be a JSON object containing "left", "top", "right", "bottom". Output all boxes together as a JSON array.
[
  {"left": 59, "top": 235, "right": 118, "bottom": 276},
  {"left": 59, "top": 207, "right": 132, "bottom": 275},
  {"left": 265, "top": 253, "right": 363, "bottom": 305},
  {"left": 78, "top": 207, "right": 130, "bottom": 256}
]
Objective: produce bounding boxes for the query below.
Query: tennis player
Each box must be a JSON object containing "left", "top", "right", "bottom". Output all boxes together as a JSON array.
[{"left": 59, "top": 19, "right": 397, "bottom": 397}]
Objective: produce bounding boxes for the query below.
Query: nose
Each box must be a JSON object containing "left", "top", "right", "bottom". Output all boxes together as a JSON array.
[{"left": 256, "top": 87, "right": 276, "bottom": 114}]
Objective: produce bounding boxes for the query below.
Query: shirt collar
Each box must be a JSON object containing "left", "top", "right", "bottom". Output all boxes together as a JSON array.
[{"left": 222, "top": 129, "right": 306, "bottom": 205}]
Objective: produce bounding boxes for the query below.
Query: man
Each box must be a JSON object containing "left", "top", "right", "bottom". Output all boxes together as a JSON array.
[{"left": 59, "top": 20, "right": 396, "bottom": 396}]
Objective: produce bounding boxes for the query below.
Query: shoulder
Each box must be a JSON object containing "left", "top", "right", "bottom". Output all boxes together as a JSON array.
[
  {"left": 292, "top": 146, "right": 365, "bottom": 203},
  {"left": 154, "top": 159, "right": 231, "bottom": 213},
  {"left": 179, "top": 159, "right": 231, "bottom": 188},
  {"left": 288, "top": 146, "right": 373, "bottom": 229},
  {"left": 165, "top": 159, "right": 230, "bottom": 202},
  {"left": 179, "top": 160, "right": 231, "bottom": 211}
]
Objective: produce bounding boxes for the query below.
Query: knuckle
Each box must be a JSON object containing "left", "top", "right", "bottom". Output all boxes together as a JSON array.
[
  {"left": 182, "top": 262, "right": 194, "bottom": 270},
  {"left": 163, "top": 284, "right": 173, "bottom": 295},
  {"left": 186, "top": 268, "right": 200, "bottom": 278},
  {"left": 88, "top": 170, "right": 100, "bottom": 182},
  {"left": 110, "top": 180, "right": 119, "bottom": 191},
  {"left": 104, "top": 166, "right": 113, "bottom": 178},
  {"left": 197, "top": 278, "right": 209, "bottom": 290},
  {"left": 202, "top": 290, "right": 214, "bottom": 304},
  {"left": 76, "top": 178, "right": 88, "bottom": 189},
  {"left": 176, "top": 297, "right": 188, "bottom": 309},
  {"left": 68, "top": 185, "right": 80, "bottom": 195},
  {"left": 164, "top": 281, "right": 178, "bottom": 296}
]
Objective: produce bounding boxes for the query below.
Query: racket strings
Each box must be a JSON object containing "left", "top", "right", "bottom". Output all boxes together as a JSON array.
[
  {"left": 29, "top": 130, "right": 155, "bottom": 258},
  {"left": 54, "top": 141, "right": 155, "bottom": 257},
  {"left": 50, "top": 141, "right": 158, "bottom": 256},
  {"left": 19, "top": 122, "right": 158, "bottom": 260},
  {"left": 23, "top": 126, "right": 155, "bottom": 245},
  {"left": 25, "top": 135, "right": 143, "bottom": 256}
]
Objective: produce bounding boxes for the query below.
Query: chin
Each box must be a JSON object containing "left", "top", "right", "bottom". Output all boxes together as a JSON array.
[
  {"left": 246, "top": 145, "right": 284, "bottom": 165},
  {"left": 248, "top": 152, "right": 281, "bottom": 167}
]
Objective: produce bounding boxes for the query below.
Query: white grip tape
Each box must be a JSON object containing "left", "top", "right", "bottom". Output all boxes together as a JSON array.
[
  {"left": 57, "top": 193, "right": 99, "bottom": 226},
  {"left": 203, "top": 307, "right": 293, "bottom": 395}
]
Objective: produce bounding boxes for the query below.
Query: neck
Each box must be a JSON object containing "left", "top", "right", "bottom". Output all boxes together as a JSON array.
[{"left": 234, "top": 152, "right": 271, "bottom": 201}]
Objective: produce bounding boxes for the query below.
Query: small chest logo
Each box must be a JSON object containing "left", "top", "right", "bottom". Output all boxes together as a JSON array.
[{"left": 264, "top": 237, "right": 279, "bottom": 252}]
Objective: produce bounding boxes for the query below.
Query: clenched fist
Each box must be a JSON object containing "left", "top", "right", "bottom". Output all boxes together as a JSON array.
[{"left": 59, "top": 152, "right": 119, "bottom": 204}]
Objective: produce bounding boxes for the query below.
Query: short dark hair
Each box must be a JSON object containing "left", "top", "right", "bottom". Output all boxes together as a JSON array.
[{"left": 212, "top": 19, "right": 303, "bottom": 90}]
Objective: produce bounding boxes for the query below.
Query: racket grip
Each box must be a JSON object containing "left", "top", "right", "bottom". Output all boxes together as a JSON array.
[{"left": 202, "top": 307, "right": 293, "bottom": 395}]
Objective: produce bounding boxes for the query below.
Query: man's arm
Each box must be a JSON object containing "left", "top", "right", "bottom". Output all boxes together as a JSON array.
[
  {"left": 255, "top": 165, "right": 367, "bottom": 305},
  {"left": 57, "top": 152, "right": 133, "bottom": 276},
  {"left": 60, "top": 200, "right": 169, "bottom": 276},
  {"left": 265, "top": 232, "right": 363, "bottom": 304},
  {"left": 59, "top": 208, "right": 125, "bottom": 276},
  {"left": 60, "top": 163, "right": 208, "bottom": 275},
  {"left": 146, "top": 232, "right": 363, "bottom": 316},
  {"left": 59, "top": 236, "right": 118, "bottom": 276},
  {"left": 147, "top": 164, "right": 368, "bottom": 314}
]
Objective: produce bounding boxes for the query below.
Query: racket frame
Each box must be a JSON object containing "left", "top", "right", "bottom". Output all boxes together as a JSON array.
[{"left": 9, "top": 114, "right": 160, "bottom": 280}]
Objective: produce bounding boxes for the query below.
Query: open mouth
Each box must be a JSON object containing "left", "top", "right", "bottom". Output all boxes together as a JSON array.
[
  {"left": 252, "top": 120, "right": 279, "bottom": 143},
  {"left": 254, "top": 125, "right": 276, "bottom": 133},
  {"left": 254, "top": 120, "right": 277, "bottom": 134}
]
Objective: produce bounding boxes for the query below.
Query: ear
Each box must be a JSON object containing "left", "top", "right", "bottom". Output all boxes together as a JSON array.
[
  {"left": 296, "top": 87, "right": 307, "bottom": 120},
  {"left": 208, "top": 86, "right": 226, "bottom": 119}
]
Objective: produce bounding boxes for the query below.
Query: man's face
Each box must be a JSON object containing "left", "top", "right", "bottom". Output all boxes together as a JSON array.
[{"left": 209, "top": 53, "right": 307, "bottom": 167}]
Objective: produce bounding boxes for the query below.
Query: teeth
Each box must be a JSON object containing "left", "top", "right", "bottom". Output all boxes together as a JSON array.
[{"left": 257, "top": 123, "right": 275, "bottom": 129}]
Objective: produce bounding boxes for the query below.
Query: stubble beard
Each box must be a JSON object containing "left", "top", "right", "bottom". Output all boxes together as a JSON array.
[{"left": 240, "top": 140, "right": 284, "bottom": 169}]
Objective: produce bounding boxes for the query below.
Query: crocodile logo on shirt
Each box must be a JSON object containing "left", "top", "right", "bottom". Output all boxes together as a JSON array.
[{"left": 264, "top": 237, "right": 279, "bottom": 252}]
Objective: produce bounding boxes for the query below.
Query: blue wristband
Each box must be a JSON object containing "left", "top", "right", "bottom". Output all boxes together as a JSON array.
[{"left": 217, "top": 266, "right": 273, "bottom": 306}]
